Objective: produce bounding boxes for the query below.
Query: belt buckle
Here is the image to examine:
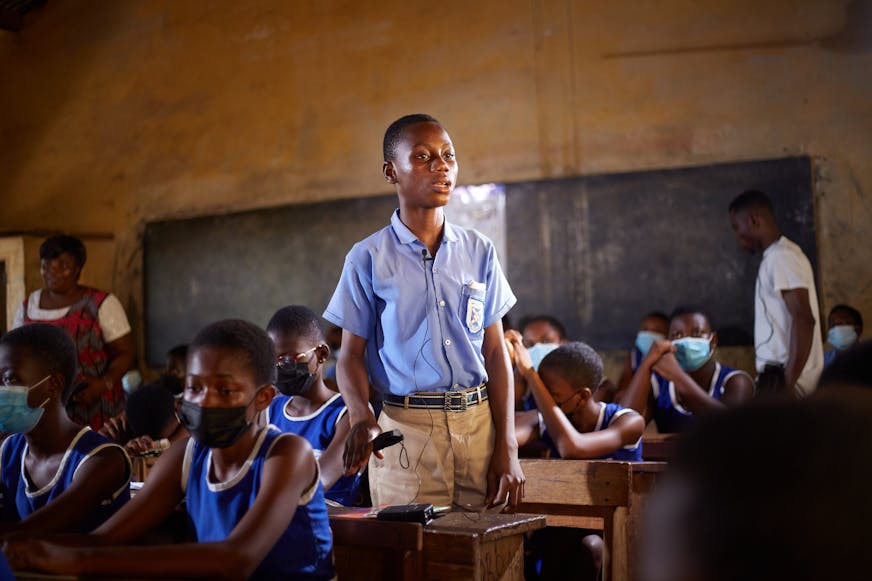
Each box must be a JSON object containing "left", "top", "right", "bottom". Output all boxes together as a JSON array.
[{"left": 444, "top": 391, "right": 468, "bottom": 412}]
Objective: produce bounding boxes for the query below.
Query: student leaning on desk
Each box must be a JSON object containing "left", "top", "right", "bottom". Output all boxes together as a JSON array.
[{"left": 2, "top": 319, "right": 335, "bottom": 581}]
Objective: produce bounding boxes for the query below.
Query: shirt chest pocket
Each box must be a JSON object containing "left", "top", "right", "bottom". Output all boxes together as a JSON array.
[{"left": 460, "top": 281, "right": 486, "bottom": 334}]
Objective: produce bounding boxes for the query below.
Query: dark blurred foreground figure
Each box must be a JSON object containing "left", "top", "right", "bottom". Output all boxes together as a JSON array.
[
  {"left": 640, "top": 388, "right": 872, "bottom": 581},
  {"left": 817, "top": 339, "right": 872, "bottom": 389}
]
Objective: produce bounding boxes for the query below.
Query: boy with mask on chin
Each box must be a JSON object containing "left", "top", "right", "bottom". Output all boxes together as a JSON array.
[
  {"left": 264, "top": 305, "right": 361, "bottom": 506},
  {"left": 618, "top": 306, "right": 755, "bottom": 433}
]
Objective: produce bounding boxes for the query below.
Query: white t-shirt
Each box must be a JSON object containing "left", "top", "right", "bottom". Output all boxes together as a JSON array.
[
  {"left": 754, "top": 236, "right": 823, "bottom": 396},
  {"left": 12, "top": 289, "right": 132, "bottom": 343}
]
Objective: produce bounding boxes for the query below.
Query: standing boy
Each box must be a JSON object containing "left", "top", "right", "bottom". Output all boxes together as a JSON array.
[
  {"left": 324, "top": 114, "right": 524, "bottom": 509},
  {"left": 729, "top": 190, "right": 823, "bottom": 397}
]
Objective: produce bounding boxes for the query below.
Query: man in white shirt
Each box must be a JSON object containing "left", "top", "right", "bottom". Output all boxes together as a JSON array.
[{"left": 729, "top": 190, "right": 823, "bottom": 397}]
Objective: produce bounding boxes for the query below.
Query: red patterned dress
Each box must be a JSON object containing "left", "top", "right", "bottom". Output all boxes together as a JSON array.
[{"left": 22, "top": 288, "right": 126, "bottom": 430}]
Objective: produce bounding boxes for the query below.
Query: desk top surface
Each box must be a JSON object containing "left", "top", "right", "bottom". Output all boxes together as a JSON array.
[{"left": 425, "top": 511, "right": 546, "bottom": 540}]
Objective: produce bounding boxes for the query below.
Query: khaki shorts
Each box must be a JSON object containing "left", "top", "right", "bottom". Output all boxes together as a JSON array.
[{"left": 368, "top": 399, "right": 495, "bottom": 510}]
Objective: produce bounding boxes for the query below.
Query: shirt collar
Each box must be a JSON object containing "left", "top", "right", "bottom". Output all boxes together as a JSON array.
[{"left": 390, "top": 209, "right": 460, "bottom": 247}]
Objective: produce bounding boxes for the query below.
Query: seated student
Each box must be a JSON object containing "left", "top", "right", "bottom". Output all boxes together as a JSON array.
[
  {"left": 265, "top": 305, "right": 360, "bottom": 506},
  {"left": 511, "top": 339, "right": 645, "bottom": 461},
  {"left": 619, "top": 306, "right": 755, "bottom": 433},
  {"left": 639, "top": 389, "right": 872, "bottom": 581},
  {"left": 507, "top": 315, "right": 567, "bottom": 411},
  {"left": 616, "top": 311, "right": 670, "bottom": 393},
  {"left": 823, "top": 304, "right": 863, "bottom": 367},
  {"left": 0, "top": 324, "right": 130, "bottom": 536},
  {"left": 123, "top": 381, "right": 187, "bottom": 456},
  {"left": 510, "top": 339, "right": 644, "bottom": 581},
  {"left": 2, "top": 319, "right": 335, "bottom": 580},
  {"left": 161, "top": 344, "right": 189, "bottom": 396}
]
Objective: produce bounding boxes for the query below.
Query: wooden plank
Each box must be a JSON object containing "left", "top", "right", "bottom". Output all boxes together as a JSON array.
[{"left": 519, "top": 459, "right": 631, "bottom": 506}]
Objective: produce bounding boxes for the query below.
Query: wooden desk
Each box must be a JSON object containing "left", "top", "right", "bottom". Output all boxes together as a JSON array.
[
  {"left": 423, "top": 512, "right": 545, "bottom": 580},
  {"left": 516, "top": 459, "right": 667, "bottom": 581},
  {"left": 641, "top": 433, "right": 680, "bottom": 461},
  {"left": 329, "top": 508, "right": 423, "bottom": 581},
  {"left": 329, "top": 508, "right": 545, "bottom": 581}
]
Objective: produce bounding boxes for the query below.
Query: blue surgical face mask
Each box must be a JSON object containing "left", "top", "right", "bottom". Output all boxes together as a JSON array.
[
  {"left": 0, "top": 376, "right": 51, "bottom": 434},
  {"left": 828, "top": 325, "right": 858, "bottom": 350},
  {"left": 672, "top": 337, "right": 712, "bottom": 372},
  {"left": 527, "top": 343, "right": 560, "bottom": 371},
  {"left": 635, "top": 331, "right": 665, "bottom": 356}
]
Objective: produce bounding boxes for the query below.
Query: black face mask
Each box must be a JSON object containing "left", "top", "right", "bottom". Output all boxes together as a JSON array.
[
  {"left": 177, "top": 397, "right": 256, "bottom": 449},
  {"left": 275, "top": 362, "right": 317, "bottom": 397}
]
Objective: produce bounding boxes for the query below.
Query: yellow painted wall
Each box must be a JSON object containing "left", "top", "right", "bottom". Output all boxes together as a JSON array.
[{"left": 1, "top": 0, "right": 870, "bottom": 366}]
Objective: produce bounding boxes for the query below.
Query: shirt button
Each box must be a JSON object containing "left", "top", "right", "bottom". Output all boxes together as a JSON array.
[
  {"left": 444, "top": 339, "right": 452, "bottom": 346},
  {"left": 438, "top": 300, "right": 446, "bottom": 307},
  {"left": 453, "top": 384, "right": 459, "bottom": 389},
  {"left": 432, "top": 267, "right": 438, "bottom": 274}
]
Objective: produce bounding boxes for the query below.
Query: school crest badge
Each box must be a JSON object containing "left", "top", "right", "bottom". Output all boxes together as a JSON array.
[{"left": 466, "top": 297, "right": 484, "bottom": 333}]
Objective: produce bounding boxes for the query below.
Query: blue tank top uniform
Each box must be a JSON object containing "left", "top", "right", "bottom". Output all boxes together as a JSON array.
[
  {"left": 0, "top": 427, "right": 131, "bottom": 531},
  {"left": 266, "top": 393, "right": 360, "bottom": 506},
  {"left": 182, "top": 426, "right": 335, "bottom": 581},
  {"left": 540, "top": 402, "right": 643, "bottom": 461},
  {"left": 652, "top": 362, "right": 751, "bottom": 433}
]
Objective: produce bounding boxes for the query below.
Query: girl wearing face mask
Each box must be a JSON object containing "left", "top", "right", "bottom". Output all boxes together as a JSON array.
[
  {"left": 263, "top": 306, "right": 365, "bottom": 507},
  {"left": 617, "top": 307, "right": 755, "bottom": 433},
  {"left": 0, "top": 324, "right": 130, "bottom": 537},
  {"left": 824, "top": 305, "right": 863, "bottom": 367},
  {"left": 4, "top": 319, "right": 335, "bottom": 581}
]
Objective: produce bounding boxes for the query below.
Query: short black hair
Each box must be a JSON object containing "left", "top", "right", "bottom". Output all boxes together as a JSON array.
[
  {"left": 519, "top": 315, "right": 567, "bottom": 340},
  {"left": 539, "top": 341, "right": 603, "bottom": 390},
  {"left": 39, "top": 235, "right": 87, "bottom": 268},
  {"left": 669, "top": 305, "right": 715, "bottom": 330},
  {"left": 266, "top": 306, "right": 325, "bottom": 343},
  {"left": 829, "top": 304, "right": 863, "bottom": 328},
  {"left": 189, "top": 320, "right": 276, "bottom": 387},
  {"left": 0, "top": 324, "right": 78, "bottom": 404},
  {"left": 728, "top": 189, "right": 774, "bottom": 215},
  {"left": 126, "top": 382, "right": 176, "bottom": 439},
  {"left": 166, "top": 344, "right": 189, "bottom": 360},
  {"left": 383, "top": 113, "right": 441, "bottom": 161},
  {"left": 818, "top": 340, "right": 872, "bottom": 389}
]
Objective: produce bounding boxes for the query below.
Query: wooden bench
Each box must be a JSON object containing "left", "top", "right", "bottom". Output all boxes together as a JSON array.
[{"left": 515, "top": 459, "right": 667, "bottom": 581}]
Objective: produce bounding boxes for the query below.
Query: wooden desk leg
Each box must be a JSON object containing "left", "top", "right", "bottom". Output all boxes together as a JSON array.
[
  {"left": 611, "top": 507, "right": 630, "bottom": 581},
  {"left": 601, "top": 507, "right": 615, "bottom": 581},
  {"left": 480, "top": 534, "right": 526, "bottom": 581}
]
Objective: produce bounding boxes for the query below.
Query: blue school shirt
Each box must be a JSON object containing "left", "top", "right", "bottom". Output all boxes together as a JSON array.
[
  {"left": 0, "top": 427, "right": 130, "bottom": 532},
  {"left": 652, "top": 362, "right": 750, "bottom": 433},
  {"left": 540, "top": 402, "right": 642, "bottom": 461},
  {"left": 324, "top": 210, "right": 516, "bottom": 395},
  {"left": 266, "top": 393, "right": 360, "bottom": 506},
  {"left": 182, "top": 427, "right": 335, "bottom": 581}
]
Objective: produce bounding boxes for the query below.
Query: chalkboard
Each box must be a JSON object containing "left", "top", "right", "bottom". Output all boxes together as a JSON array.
[
  {"left": 505, "top": 156, "right": 815, "bottom": 349},
  {"left": 144, "top": 156, "right": 815, "bottom": 364},
  {"left": 144, "top": 194, "right": 398, "bottom": 365}
]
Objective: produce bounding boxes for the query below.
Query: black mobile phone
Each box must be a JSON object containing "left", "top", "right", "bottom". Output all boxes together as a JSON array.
[
  {"left": 371, "top": 429, "right": 404, "bottom": 452},
  {"left": 376, "top": 503, "right": 434, "bottom": 525}
]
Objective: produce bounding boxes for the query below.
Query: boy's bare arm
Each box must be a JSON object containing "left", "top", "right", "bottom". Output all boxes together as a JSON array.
[
  {"left": 482, "top": 322, "right": 525, "bottom": 508},
  {"left": 336, "top": 331, "right": 381, "bottom": 475}
]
